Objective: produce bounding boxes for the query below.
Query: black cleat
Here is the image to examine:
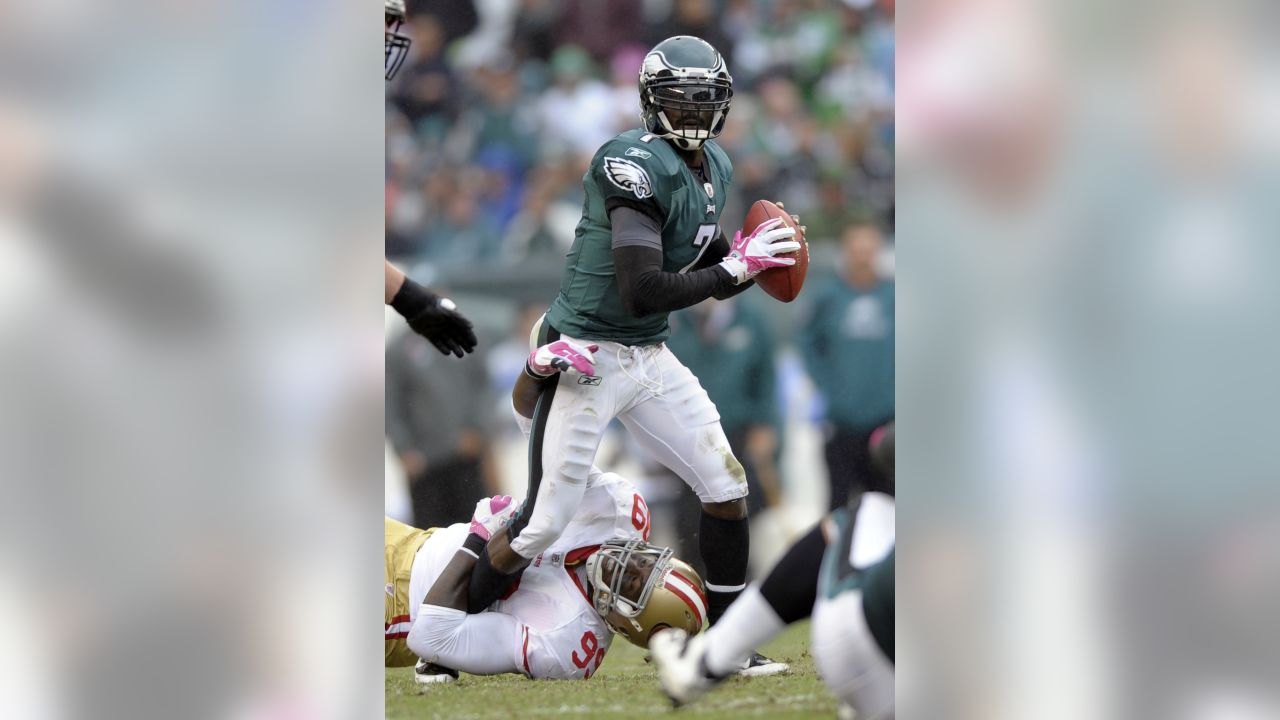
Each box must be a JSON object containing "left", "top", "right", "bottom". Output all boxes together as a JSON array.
[
  {"left": 414, "top": 658, "right": 459, "bottom": 686},
  {"left": 737, "top": 651, "right": 789, "bottom": 677}
]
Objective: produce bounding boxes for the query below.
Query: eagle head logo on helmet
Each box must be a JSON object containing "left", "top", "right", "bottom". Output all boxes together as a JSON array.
[
  {"left": 385, "top": 0, "right": 411, "bottom": 81},
  {"left": 638, "top": 36, "right": 734, "bottom": 152}
]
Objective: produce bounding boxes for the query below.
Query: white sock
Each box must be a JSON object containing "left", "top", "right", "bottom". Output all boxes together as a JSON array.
[{"left": 702, "top": 584, "right": 784, "bottom": 676}]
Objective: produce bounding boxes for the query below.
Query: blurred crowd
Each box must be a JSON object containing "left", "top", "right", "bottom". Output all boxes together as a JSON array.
[{"left": 385, "top": 0, "right": 894, "bottom": 264}]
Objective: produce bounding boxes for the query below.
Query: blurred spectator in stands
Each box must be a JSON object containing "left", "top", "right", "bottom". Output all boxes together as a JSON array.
[
  {"left": 803, "top": 175, "right": 854, "bottom": 245},
  {"left": 465, "top": 60, "right": 540, "bottom": 177},
  {"left": 383, "top": 0, "right": 896, "bottom": 272},
  {"left": 407, "top": 0, "right": 479, "bottom": 46},
  {"left": 815, "top": 44, "right": 893, "bottom": 126},
  {"left": 386, "top": 324, "right": 497, "bottom": 529},
  {"left": 649, "top": 0, "right": 734, "bottom": 63},
  {"left": 553, "top": 0, "right": 643, "bottom": 64},
  {"left": 420, "top": 175, "right": 502, "bottom": 261},
  {"left": 535, "top": 45, "right": 615, "bottom": 162},
  {"left": 731, "top": 0, "right": 841, "bottom": 87},
  {"left": 667, "top": 297, "right": 784, "bottom": 523},
  {"left": 391, "top": 15, "right": 459, "bottom": 132},
  {"left": 832, "top": 119, "right": 895, "bottom": 226},
  {"left": 511, "top": 0, "right": 559, "bottom": 63},
  {"left": 722, "top": 0, "right": 764, "bottom": 42},
  {"left": 500, "top": 165, "right": 579, "bottom": 260},
  {"left": 607, "top": 45, "right": 650, "bottom": 135},
  {"left": 801, "top": 223, "right": 895, "bottom": 508},
  {"left": 741, "top": 74, "right": 825, "bottom": 208}
]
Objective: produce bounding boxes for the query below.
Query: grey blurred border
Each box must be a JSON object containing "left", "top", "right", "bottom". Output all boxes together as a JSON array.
[
  {"left": 899, "top": 1, "right": 1280, "bottom": 717},
  {"left": 0, "top": 1, "right": 384, "bottom": 718}
]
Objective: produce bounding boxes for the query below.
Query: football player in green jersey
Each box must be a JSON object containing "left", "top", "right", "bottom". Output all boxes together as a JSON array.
[
  {"left": 466, "top": 35, "right": 800, "bottom": 676},
  {"left": 652, "top": 424, "right": 896, "bottom": 717}
]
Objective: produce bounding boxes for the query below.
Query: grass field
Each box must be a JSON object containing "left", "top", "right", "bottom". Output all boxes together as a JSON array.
[{"left": 386, "top": 620, "right": 837, "bottom": 719}]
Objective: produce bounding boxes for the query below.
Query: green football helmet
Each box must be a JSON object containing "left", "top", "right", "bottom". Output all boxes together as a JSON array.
[{"left": 639, "top": 35, "right": 734, "bottom": 151}]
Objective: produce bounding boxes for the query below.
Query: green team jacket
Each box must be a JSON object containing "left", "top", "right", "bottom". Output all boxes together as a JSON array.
[
  {"left": 545, "top": 128, "right": 733, "bottom": 346},
  {"left": 800, "top": 277, "right": 896, "bottom": 431}
]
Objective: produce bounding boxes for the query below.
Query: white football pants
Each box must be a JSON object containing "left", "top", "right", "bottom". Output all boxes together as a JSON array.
[{"left": 509, "top": 325, "right": 748, "bottom": 560}]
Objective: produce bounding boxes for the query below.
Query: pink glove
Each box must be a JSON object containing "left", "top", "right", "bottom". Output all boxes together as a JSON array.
[
  {"left": 470, "top": 495, "right": 520, "bottom": 541},
  {"left": 719, "top": 217, "right": 800, "bottom": 284},
  {"left": 527, "top": 339, "right": 600, "bottom": 378}
]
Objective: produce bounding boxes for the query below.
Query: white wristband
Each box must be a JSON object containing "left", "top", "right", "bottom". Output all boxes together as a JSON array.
[{"left": 719, "top": 257, "right": 749, "bottom": 284}]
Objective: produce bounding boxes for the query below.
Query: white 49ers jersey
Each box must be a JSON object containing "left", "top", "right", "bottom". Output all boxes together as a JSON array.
[{"left": 406, "top": 471, "right": 652, "bottom": 679}]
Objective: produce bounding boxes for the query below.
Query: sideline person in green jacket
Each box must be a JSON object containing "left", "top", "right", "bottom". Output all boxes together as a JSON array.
[{"left": 801, "top": 223, "right": 895, "bottom": 509}]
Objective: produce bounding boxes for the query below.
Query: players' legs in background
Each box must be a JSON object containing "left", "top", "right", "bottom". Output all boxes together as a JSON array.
[
  {"left": 823, "top": 425, "right": 861, "bottom": 511},
  {"left": 823, "top": 420, "right": 893, "bottom": 511},
  {"left": 409, "top": 456, "right": 484, "bottom": 530}
]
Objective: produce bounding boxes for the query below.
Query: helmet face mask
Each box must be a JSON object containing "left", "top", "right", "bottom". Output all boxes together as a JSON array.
[
  {"left": 385, "top": 0, "right": 411, "bottom": 81},
  {"left": 586, "top": 539, "right": 707, "bottom": 648},
  {"left": 640, "top": 36, "right": 734, "bottom": 151},
  {"left": 586, "top": 539, "right": 672, "bottom": 620}
]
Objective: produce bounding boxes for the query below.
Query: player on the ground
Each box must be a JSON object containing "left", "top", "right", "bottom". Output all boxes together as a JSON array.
[
  {"left": 651, "top": 424, "right": 896, "bottom": 718},
  {"left": 465, "top": 34, "right": 800, "bottom": 676},
  {"left": 384, "top": 0, "right": 476, "bottom": 357},
  {"left": 384, "top": 470, "right": 705, "bottom": 682}
]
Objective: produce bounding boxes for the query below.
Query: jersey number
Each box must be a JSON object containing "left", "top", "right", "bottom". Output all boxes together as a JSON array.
[
  {"left": 571, "top": 630, "right": 606, "bottom": 678},
  {"left": 631, "top": 493, "right": 651, "bottom": 541},
  {"left": 693, "top": 223, "right": 717, "bottom": 248},
  {"left": 679, "top": 224, "right": 719, "bottom": 273}
]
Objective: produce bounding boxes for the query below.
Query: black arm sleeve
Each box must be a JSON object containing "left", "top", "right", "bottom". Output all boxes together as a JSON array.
[
  {"left": 694, "top": 227, "right": 755, "bottom": 300},
  {"left": 610, "top": 208, "right": 737, "bottom": 317}
]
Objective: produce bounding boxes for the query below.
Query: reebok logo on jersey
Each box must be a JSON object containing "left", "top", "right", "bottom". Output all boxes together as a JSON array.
[
  {"left": 578, "top": 375, "right": 602, "bottom": 386},
  {"left": 603, "top": 157, "right": 653, "bottom": 199},
  {"left": 625, "top": 147, "right": 652, "bottom": 160}
]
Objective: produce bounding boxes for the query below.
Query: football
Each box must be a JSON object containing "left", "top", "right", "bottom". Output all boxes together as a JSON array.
[{"left": 743, "top": 199, "right": 809, "bottom": 302}]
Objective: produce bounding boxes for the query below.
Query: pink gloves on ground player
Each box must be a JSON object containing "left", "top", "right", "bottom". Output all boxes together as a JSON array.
[
  {"left": 470, "top": 495, "right": 521, "bottom": 542},
  {"left": 719, "top": 217, "right": 800, "bottom": 284},
  {"left": 527, "top": 339, "right": 600, "bottom": 378}
]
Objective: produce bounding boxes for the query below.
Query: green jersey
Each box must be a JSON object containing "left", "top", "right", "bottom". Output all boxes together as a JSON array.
[
  {"left": 545, "top": 129, "right": 733, "bottom": 345},
  {"left": 821, "top": 502, "right": 895, "bottom": 661}
]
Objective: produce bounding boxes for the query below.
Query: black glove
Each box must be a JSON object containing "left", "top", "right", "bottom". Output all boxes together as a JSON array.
[{"left": 390, "top": 278, "right": 478, "bottom": 357}]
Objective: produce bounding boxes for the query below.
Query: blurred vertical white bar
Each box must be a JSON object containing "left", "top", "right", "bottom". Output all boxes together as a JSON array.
[
  {"left": 0, "top": 0, "right": 383, "bottom": 718},
  {"left": 900, "top": 0, "right": 1280, "bottom": 717}
]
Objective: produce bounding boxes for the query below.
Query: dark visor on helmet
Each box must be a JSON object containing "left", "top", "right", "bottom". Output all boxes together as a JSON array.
[
  {"left": 650, "top": 82, "right": 732, "bottom": 105},
  {"left": 651, "top": 84, "right": 731, "bottom": 105}
]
